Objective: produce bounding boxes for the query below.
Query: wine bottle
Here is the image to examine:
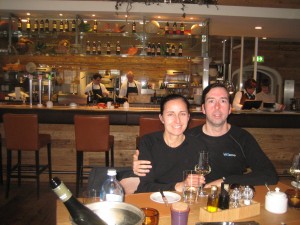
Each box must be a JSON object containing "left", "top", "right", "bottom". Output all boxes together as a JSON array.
[
  {"left": 116, "top": 41, "right": 121, "bottom": 55},
  {"left": 178, "top": 43, "right": 183, "bottom": 57},
  {"left": 71, "top": 19, "right": 76, "bottom": 32},
  {"left": 147, "top": 42, "right": 151, "bottom": 56},
  {"left": 86, "top": 41, "right": 91, "bottom": 55},
  {"left": 50, "top": 177, "right": 107, "bottom": 225},
  {"left": 132, "top": 21, "right": 136, "bottom": 33},
  {"left": 180, "top": 22, "right": 185, "bottom": 35},
  {"left": 34, "top": 20, "right": 39, "bottom": 32},
  {"left": 40, "top": 19, "right": 44, "bottom": 32},
  {"left": 52, "top": 20, "right": 57, "bottom": 32},
  {"left": 151, "top": 43, "right": 155, "bottom": 56},
  {"left": 165, "top": 22, "right": 169, "bottom": 35},
  {"left": 64, "top": 20, "right": 69, "bottom": 32},
  {"left": 165, "top": 43, "right": 170, "bottom": 56},
  {"left": 218, "top": 182, "right": 229, "bottom": 210},
  {"left": 93, "top": 20, "right": 98, "bottom": 33},
  {"left": 18, "top": 18, "right": 22, "bottom": 31},
  {"left": 171, "top": 44, "right": 176, "bottom": 56},
  {"left": 156, "top": 43, "right": 161, "bottom": 56},
  {"left": 45, "top": 19, "right": 50, "bottom": 32},
  {"left": 26, "top": 18, "right": 31, "bottom": 32},
  {"left": 92, "top": 41, "right": 97, "bottom": 54},
  {"left": 97, "top": 41, "right": 101, "bottom": 55},
  {"left": 172, "top": 22, "right": 177, "bottom": 35},
  {"left": 59, "top": 20, "right": 64, "bottom": 32},
  {"left": 106, "top": 42, "right": 111, "bottom": 55}
]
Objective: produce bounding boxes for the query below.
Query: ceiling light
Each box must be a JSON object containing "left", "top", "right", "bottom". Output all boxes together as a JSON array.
[
  {"left": 157, "top": 16, "right": 161, "bottom": 19},
  {"left": 190, "top": 17, "right": 194, "bottom": 20},
  {"left": 59, "top": 14, "right": 63, "bottom": 17},
  {"left": 255, "top": 26, "right": 262, "bottom": 30},
  {"left": 262, "top": 37, "right": 267, "bottom": 40},
  {"left": 26, "top": 13, "right": 30, "bottom": 16},
  {"left": 92, "top": 14, "right": 95, "bottom": 17}
]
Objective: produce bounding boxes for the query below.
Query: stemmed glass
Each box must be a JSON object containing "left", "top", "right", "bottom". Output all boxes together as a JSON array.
[
  {"left": 290, "top": 153, "right": 300, "bottom": 191},
  {"left": 195, "top": 151, "right": 211, "bottom": 196}
]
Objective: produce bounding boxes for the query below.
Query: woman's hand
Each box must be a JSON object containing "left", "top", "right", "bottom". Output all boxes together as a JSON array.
[
  {"left": 204, "top": 178, "right": 223, "bottom": 188},
  {"left": 133, "top": 150, "right": 152, "bottom": 176},
  {"left": 175, "top": 174, "right": 205, "bottom": 192}
]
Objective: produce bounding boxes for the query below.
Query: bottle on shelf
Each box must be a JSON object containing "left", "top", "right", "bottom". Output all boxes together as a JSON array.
[
  {"left": 180, "top": 22, "right": 185, "bottom": 35},
  {"left": 106, "top": 41, "right": 111, "bottom": 55},
  {"left": 147, "top": 42, "right": 151, "bottom": 56},
  {"left": 207, "top": 185, "right": 219, "bottom": 213},
  {"left": 45, "top": 19, "right": 50, "bottom": 32},
  {"left": 218, "top": 182, "right": 229, "bottom": 210},
  {"left": 64, "top": 19, "right": 69, "bottom": 32},
  {"left": 59, "top": 20, "right": 64, "bottom": 32},
  {"left": 93, "top": 20, "right": 98, "bottom": 33},
  {"left": 100, "top": 168, "right": 124, "bottom": 202},
  {"left": 50, "top": 177, "right": 107, "bottom": 225},
  {"left": 52, "top": 20, "right": 57, "bottom": 32},
  {"left": 18, "top": 18, "right": 22, "bottom": 31},
  {"left": 132, "top": 21, "right": 136, "bottom": 33},
  {"left": 34, "top": 20, "right": 39, "bottom": 32},
  {"left": 171, "top": 44, "right": 176, "bottom": 56},
  {"left": 97, "top": 41, "right": 101, "bottom": 55},
  {"left": 87, "top": 91, "right": 93, "bottom": 105},
  {"left": 172, "top": 22, "right": 177, "bottom": 34},
  {"left": 26, "top": 18, "right": 31, "bottom": 32},
  {"left": 156, "top": 43, "right": 161, "bottom": 56},
  {"left": 40, "top": 19, "right": 44, "bottom": 32},
  {"left": 116, "top": 41, "right": 121, "bottom": 55},
  {"left": 151, "top": 43, "right": 156, "bottom": 56},
  {"left": 86, "top": 40, "right": 91, "bottom": 55},
  {"left": 92, "top": 41, "right": 97, "bottom": 54},
  {"left": 165, "top": 21, "right": 169, "bottom": 35},
  {"left": 71, "top": 19, "right": 76, "bottom": 32},
  {"left": 178, "top": 43, "right": 183, "bottom": 57},
  {"left": 165, "top": 43, "right": 170, "bottom": 56}
]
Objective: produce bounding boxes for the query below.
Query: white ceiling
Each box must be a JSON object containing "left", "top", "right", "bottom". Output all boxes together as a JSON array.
[{"left": 1, "top": 0, "right": 300, "bottom": 41}]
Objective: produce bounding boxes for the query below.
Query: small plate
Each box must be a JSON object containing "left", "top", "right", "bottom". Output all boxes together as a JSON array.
[
  {"left": 150, "top": 191, "right": 181, "bottom": 204},
  {"left": 291, "top": 181, "right": 300, "bottom": 189}
]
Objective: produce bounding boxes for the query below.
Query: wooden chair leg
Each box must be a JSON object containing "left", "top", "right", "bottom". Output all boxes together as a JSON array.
[
  {"left": 105, "top": 151, "right": 109, "bottom": 167},
  {"left": 35, "top": 151, "right": 40, "bottom": 199},
  {"left": 47, "top": 143, "right": 52, "bottom": 182},
  {"left": 5, "top": 150, "right": 12, "bottom": 198},
  {"left": 76, "top": 152, "right": 83, "bottom": 197},
  {"left": 111, "top": 144, "right": 114, "bottom": 167}
]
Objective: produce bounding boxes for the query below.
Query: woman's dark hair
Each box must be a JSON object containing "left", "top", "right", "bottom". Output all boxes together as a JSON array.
[
  {"left": 160, "top": 94, "right": 190, "bottom": 114},
  {"left": 92, "top": 74, "right": 102, "bottom": 80},
  {"left": 244, "top": 78, "right": 257, "bottom": 89},
  {"left": 201, "top": 83, "right": 230, "bottom": 105}
]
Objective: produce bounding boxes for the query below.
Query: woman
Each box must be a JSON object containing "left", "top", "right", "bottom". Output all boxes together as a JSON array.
[
  {"left": 233, "top": 78, "right": 257, "bottom": 110},
  {"left": 134, "top": 94, "right": 203, "bottom": 193}
]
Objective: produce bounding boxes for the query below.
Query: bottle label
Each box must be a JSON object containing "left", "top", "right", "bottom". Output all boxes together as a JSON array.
[
  {"left": 53, "top": 182, "right": 72, "bottom": 202},
  {"left": 105, "top": 194, "right": 123, "bottom": 202}
]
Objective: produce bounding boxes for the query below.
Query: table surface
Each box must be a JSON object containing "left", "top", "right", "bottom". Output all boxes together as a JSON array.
[{"left": 56, "top": 182, "right": 300, "bottom": 225}]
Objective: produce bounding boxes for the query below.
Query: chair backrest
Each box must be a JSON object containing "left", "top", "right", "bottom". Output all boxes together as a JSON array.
[
  {"left": 189, "top": 118, "right": 206, "bottom": 129},
  {"left": 3, "top": 113, "right": 39, "bottom": 150},
  {"left": 74, "top": 115, "right": 110, "bottom": 152},
  {"left": 139, "top": 116, "right": 164, "bottom": 137}
]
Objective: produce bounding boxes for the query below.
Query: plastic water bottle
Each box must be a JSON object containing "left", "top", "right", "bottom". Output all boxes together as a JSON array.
[{"left": 100, "top": 168, "right": 124, "bottom": 202}]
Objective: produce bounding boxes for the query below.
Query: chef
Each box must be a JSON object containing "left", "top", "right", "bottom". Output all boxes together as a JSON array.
[
  {"left": 85, "top": 73, "right": 109, "bottom": 102},
  {"left": 119, "top": 71, "right": 142, "bottom": 99}
]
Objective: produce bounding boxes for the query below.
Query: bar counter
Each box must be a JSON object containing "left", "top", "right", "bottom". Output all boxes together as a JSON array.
[{"left": 0, "top": 104, "right": 300, "bottom": 182}]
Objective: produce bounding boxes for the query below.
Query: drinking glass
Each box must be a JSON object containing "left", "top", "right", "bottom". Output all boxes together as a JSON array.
[
  {"left": 183, "top": 170, "right": 199, "bottom": 204},
  {"left": 195, "top": 151, "right": 211, "bottom": 196},
  {"left": 290, "top": 153, "right": 300, "bottom": 190}
]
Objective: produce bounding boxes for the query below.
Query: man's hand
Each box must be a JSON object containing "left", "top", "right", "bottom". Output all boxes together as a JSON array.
[{"left": 133, "top": 149, "right": 152, "bottom": 176}]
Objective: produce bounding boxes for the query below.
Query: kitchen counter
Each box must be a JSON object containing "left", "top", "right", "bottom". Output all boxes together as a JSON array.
[{"left": 0, "top": 103, "right": 299, "bottom": 128}]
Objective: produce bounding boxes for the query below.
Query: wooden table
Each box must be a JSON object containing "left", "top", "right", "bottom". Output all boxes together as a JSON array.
[{"left": 57, "top": 182, "right": 300, "bottom": 225}]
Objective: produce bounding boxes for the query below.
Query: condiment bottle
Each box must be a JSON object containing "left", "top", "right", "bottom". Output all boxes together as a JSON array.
[
  {"left": 50, "top": 177, "right": 107, "bottom": 225},
  {"left": 132, "top": 21, "right": 136, "bottom": 33},
  {"left": 207, "top": 185, "right": 219, "bottom": 212},
  {"left": 218, "top": 182, "right": 229, "bottom": 210},
  {"left": 242, "top": 185, "right": 254, "bottom": 206}
]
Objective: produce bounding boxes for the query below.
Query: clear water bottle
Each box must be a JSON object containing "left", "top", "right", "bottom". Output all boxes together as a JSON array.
[{"left": 100, "top": 169, "right": 124, "bottom": 202}]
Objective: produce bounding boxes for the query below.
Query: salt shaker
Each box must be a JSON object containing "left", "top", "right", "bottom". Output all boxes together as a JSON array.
[
  {"left": 242, "top": 185, "right": 254, "bottom": 205},
  {"left": 230, "top": 187, "right": 241, "bottom": 208}
]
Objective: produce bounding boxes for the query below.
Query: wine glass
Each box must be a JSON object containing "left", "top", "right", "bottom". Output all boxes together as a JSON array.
[
  {"left": 290, "top": 153, "right": 300, "bottom": 190},
  {"left": 195, "top": 151, "right": 211, "bottom": 196}
]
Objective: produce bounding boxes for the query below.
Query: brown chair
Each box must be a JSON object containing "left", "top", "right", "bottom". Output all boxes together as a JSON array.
[
  {"left": 189, "top": 118, "right": 206, "bottom": 129},
  {"left": 74, "top": 115, "right": 114, "bottom": 197},
  {"left": 3, "top": 113, "right": 52, "bottom": 198},
  {"left": 0, "top": 133, "right": 3, "bottom": 184},
  {"left": 136, "top": 116, "right": 164, "bottom": 148}
]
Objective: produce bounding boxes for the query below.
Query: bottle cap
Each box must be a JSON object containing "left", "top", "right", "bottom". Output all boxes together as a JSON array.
[{"left": 107, "top": 168, "right": 117, "bottom": 176}]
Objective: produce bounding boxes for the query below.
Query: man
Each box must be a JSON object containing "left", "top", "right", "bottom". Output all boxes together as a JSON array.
[
  {"left": 84, "top": 74, "right": 109, "bottom": 102},
  {"left": 133, "top": 83, "right": 278, "bottom": 187},
  {"left": 119, "top": 71, "right": 141, "bottom": 99}
]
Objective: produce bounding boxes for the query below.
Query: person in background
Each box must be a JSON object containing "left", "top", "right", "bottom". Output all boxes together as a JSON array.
[
  {"left": 84, "top": 73, "right": 109, "bottom": 102},
  {"left": 118, "top": 71, "right": 142, "bottom": 99},
  {"left": 232, "top": 78, "right": 257, "bottom": 110},
  {"left": 133, "top": 83, "right": 278, "bottom": 188},
  {"left": 122, "top": 94, "right": 204, "bottom": 193}
]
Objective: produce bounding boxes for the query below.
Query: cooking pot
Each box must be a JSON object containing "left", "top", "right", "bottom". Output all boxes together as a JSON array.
[
  {"left": 72, "top": 202, "right": 145, "bottom": 225},
  {"left": 265, "top": 187, "right": 287, "bottom": 214}
]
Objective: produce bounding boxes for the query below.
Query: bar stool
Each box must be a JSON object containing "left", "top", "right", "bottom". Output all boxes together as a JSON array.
[
  {"left": 0, "top": 133, "right": 3, "bottom": 184},
  {"left": 74, "top": 115, "right": 114, "bottom": 197},
  {"left": 3, "top": 113, "right": 52, "bottom": 199},
  {"left": 136, "top": 116, "right": 164, "bottom": 148}
]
